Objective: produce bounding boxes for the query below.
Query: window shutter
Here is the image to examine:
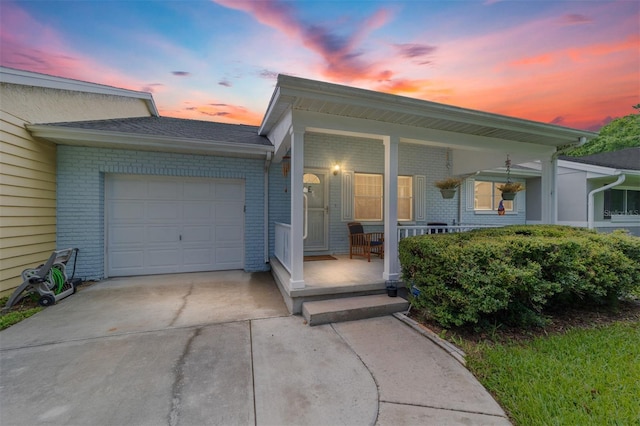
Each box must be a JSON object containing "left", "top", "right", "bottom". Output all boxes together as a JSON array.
[
  {"left": 341, "top": 170, "right": 354, "bottom": 221},
  {"left": 414, "top": 175, "right": 426, "bottom": 221},
  {"left": 517, "top": 192, "right": 525, "bottom": 212},
  {"left": 465, "top": 178, "right": 475, "bottom": 211}
]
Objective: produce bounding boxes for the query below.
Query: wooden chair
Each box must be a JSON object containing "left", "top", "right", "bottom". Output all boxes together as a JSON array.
[{"left": 347, "top": 222, "right": 384, "bottom": 262}]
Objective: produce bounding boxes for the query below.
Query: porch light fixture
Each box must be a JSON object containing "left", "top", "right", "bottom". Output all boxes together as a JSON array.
[{"left": 332, "top": 164, "right": 341, "bottom": 175}]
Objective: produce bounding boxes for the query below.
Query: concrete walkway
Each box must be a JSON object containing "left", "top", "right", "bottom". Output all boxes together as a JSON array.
[{"left": 0, "top": 272, "right": 510, "bottom": 425}]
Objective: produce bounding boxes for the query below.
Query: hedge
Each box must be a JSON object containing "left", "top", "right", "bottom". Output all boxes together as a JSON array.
[{"left": 399, "top": 226, "right": 640, "bottom": 328}]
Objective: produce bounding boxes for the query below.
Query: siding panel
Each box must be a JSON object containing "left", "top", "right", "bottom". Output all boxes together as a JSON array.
[{"left": 0, "top": 109, "right": 57, "bottom": 294}]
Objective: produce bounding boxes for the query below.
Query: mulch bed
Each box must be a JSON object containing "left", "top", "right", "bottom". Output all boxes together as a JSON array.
[{"left": 410, "top": 299, "right": 640, "bottom": 345}]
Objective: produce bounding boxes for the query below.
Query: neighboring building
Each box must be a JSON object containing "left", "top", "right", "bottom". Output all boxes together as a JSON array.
[
  {"left": 0, "top": 67, "right": 157, "bottom": 295},
  {"left": 557, "top": 148, "right": 640, "bottom": 236},
  {"left": 1, "top": 68, "right": 597, "bottom": 309}
]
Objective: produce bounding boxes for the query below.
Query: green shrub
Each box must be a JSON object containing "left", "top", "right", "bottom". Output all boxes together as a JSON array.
[{"left": 400, "top": 225, "right": 640, "bottom": 328}]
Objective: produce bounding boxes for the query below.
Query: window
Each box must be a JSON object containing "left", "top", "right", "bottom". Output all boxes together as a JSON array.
[
  {"left": 353, "top": 173, "right": 414, "bottom": 221},
  {"left": 604, "top": 189, "right": 640, "bottom": 218},
  {"left": 397, "top": 176, "right": 413, "bottom": 221},
  {"left": 474, "top": 181, "right": 514, "bottom": 212},
  {"left": 354, "top": 173, "right": 383, "bottom": 221}
]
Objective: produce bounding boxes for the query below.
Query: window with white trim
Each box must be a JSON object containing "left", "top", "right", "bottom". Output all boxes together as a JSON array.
[
  {"left": 398, "top": 176, "right": 413, "bottom": 221},
  {"left": 604, "top": 188, "right": 640, "bottom": 218},
  {"left": 474, "top": 181, "right": 514, "bottom": 212},
  {"left": 354, "top": 173, "right": 383, "bottom": 221},
  {"left": 352, "top": 173, "right": 415, "bottom": 221}
]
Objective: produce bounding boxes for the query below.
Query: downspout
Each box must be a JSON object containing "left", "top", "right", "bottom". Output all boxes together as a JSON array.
[
  {"left": 588, "top": 174, "right": 625, "bottom": 230},
  {"left": 264, "top": 152, "right": 272, "bottom": 263}
]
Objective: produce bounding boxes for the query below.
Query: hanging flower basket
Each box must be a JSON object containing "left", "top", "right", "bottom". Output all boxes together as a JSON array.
[
  {"left": 498, "top": 182, "right": 524, "bottom": 200},
  {"left": 440, "top": 188, "right": 457, "bottom": 199},
  {"left": 434, "top": 177, "right": 462, "bottom": 199}
]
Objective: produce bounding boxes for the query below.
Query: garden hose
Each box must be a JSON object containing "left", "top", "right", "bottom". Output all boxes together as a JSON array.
[{"left": 49, "top": 266, "right": 65, "bottom": 295}]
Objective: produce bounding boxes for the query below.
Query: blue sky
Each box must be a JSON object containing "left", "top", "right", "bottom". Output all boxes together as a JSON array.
[{"left": 1, "top": 0, "right": 638, "bottom": 130}]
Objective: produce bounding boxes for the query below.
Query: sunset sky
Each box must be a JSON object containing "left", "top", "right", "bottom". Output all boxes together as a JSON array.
[{"left": 1, "top": 0, "right": 638, "bottom": 131}]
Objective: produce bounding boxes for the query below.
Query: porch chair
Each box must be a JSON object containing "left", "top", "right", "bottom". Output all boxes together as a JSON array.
[{"left": 347, "top": 222, "right": 384, "bottom": 262}]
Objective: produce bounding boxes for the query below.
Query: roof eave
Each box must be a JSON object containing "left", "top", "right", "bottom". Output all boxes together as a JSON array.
[
  {"left": 27, "top": 124, "right": 273, "bottom": 158},
  {"left": 261, "top": 74, "right": 597, "bottom": 148}
]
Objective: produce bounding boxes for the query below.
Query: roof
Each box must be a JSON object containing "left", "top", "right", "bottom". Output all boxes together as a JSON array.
[
  {"left": 560, "top": 147, "right": 640, "bottom": 171},
  {"left": 27, "top": 117, "right": 273, "bottom": 158},
  {"left": 0, "top": 66, "right": 158, "bottom": 116},
  {"left": 260, "top": 74, "right": 597, "bottom": 148}
]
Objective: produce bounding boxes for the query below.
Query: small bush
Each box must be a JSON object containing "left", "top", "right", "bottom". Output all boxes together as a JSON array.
[{"left": 400, "top": 225, "right": 640, "bottom": 328}]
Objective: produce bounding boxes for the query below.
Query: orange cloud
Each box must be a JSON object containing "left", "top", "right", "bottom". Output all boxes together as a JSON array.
[{"left": 161, "top": 101, "right": 262, "bottom": 126}]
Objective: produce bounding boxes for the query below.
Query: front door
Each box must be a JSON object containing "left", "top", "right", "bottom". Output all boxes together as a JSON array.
[{"left": 303, "top": 169, "right": 328, "bottom": 251}]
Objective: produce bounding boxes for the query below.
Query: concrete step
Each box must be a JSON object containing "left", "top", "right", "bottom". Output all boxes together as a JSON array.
[{"left": 302, "top": 294, "right": 409, "bottom": 326}]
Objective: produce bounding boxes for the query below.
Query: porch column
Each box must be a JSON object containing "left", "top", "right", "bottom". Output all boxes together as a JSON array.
[
  {"left": 289, "top": 129, "right": 305, "bottom": 289},
  {"left": 383, "top": 135, "right": 400, "bottom": 281},
  {"left": 540, "top": 154, "right": 557, "bottom": 224}
]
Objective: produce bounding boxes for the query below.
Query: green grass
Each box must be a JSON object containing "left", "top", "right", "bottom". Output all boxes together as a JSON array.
[
  {"left": 466, "top": 322, "right": 640, "bottom": 425},
  {"left": 0, "top": 295, "right": 43, "bottom": 331}
]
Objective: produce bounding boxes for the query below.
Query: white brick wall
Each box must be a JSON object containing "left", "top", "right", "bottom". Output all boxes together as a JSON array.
[{"left": 57, "top": 146, "right": 269, "bottom": 280}]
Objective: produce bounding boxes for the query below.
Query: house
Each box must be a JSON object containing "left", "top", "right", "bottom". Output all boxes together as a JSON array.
[
  {"left": 556, "top": 148, "right": 639, "bottom": 235},
  {"left": 1, "top": 67, "right": 157, "bottom": 295},
  {"left": 1, "top": 68, "right": 597, "bottom": 312}
]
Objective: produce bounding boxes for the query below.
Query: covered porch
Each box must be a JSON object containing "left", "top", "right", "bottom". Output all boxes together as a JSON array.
[{"left": 261, "top": 75, "right": 596, "bottom": 312}]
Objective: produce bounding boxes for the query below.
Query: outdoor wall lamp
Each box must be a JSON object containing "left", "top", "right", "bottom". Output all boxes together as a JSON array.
[{"left": 333, "top": 164, "right": 341, "bottom": 175}]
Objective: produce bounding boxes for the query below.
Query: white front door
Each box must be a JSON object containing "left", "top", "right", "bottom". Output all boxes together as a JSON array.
[{"left": 303, "top": 170, "right": 328, "bottom": 251}]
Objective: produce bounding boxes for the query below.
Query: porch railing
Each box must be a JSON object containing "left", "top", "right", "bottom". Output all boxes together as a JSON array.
[
  {"left": 274, "top": 222, "right": 291, "bottom": 273},
  {"left": 398, "top": 224, "right": 501, "bottom": 240}
]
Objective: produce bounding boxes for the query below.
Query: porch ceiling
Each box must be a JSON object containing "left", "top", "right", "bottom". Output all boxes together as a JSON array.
[{"left": 259, "top": 75, "right": 597, "bottom": 148}]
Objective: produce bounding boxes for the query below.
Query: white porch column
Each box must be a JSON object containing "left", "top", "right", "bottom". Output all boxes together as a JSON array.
[
  {"left": 289, "top": 129, "right": 305, "bottom": 289},
  {"left": 383, "top": 135, "right": 400, "bottom": 281},
  {"left": 540, "top": 154, "right": 558, "bottom": 224}
]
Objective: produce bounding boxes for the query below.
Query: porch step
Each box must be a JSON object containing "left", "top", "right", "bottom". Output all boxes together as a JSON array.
[{"left": 302, "top": 294, "right": 409, "bottom": 326}]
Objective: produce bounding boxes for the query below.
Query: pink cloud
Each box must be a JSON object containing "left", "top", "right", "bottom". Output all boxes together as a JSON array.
[
  {"left": 162, "top": 101, "right": 262, "bottom": 125},
  {"left": 0, "top": 3, "right": 154, "bottom": 93},
  {"left": 212, "top": 0, "right": 395, "bottom": 82}
]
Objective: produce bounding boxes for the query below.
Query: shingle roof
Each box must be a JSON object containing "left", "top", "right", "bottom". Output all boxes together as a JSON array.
[
  {"left": 560, "top": 147, "right": 640, "bottom": 171},
  {"left": 44, "top": 116, "right": 271, "bottom": 147}
]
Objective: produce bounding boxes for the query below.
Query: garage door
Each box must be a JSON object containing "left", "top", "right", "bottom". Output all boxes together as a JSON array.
[{"left": 106, "top": 175, "right": 244, "bottom": 276}]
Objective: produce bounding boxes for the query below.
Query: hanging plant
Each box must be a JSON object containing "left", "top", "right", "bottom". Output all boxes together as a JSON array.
[
  {"left": 434, "top": 177, "right": 462, "bottom": 199},
  {"left": 499, "top": 155, "right": 525, "bottom": 200}
]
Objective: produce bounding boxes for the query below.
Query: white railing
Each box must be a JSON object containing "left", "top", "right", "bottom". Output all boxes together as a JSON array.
[
  {"left": 398, "top": 224, "right": 501, "bottom": 240},
  {"left": 274, "top": 222, "right": 291, "bottom": 273}
]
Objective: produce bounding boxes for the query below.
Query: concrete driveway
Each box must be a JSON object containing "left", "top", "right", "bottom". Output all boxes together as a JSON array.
[{"left": 0, "top": 271, "right": 510, "bottom": 426}]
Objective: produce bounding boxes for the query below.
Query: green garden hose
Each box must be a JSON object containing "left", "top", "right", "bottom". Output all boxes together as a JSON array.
[{"left": 49, "top": 266, "right": 65, "bottom": 295}]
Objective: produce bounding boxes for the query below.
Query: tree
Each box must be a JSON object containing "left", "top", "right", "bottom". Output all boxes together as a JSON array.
[{"left": 566, "top": 105, "right": 640, "bottom": 157}]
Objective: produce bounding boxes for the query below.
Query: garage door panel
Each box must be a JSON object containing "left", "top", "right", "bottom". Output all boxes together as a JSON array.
[
  {"left": 147, "top": 249, "right": 180, "bottom": 267},
  {"left": 108, "top": 179, "right": 146, "bottom": 199},
  {"left": 110, "top": 250, "right": 144, "bottom": 270},
  {"left": 216, "top": 182, "right": 244, "bottom": 200},
  {"left": 147, "top": 202, "right": 180, "bottom": 220},
  {"left": 182, "top": 226, "right": 211, "bottom": 242},
  {"left": 182, "top": 248, "right": 213, "bottom": 266},
  {"left": 110, "top": 225, "right": 145, "bottom": 245},
  {"left": 215, "top": 202, "right": 243, "bottom": 221},
  {"left": 111, "top": 201, "right": 145, "bottom": 221},
  {"left": 216, "top": 247, "right": 243, "bottom": 266},
  {"left": 183, "top": 182, "right": 212, "bottom": 200},
  {"left": 148, "top": 181, "right": 179, "bottom": 199},
  {"left": 147, "top": 226, "right": 180, "bottom": 243},
  {"left": 107, "top": 175, "right": 245, "bottom": 277},
  {"left": 183, "top": 202, "right": 212, "bottom": 220},
  {"left": 215, "top": 225, "right": 242, "bottom": 242}
]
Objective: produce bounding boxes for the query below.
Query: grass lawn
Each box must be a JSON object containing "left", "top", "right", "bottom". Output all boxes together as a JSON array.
[
  {"left": 0, "top": 295, "right": 43, "bottom": 331},
  {"left": 466, "top": 321, "right": 640, "bottom": 425},
  {"left": 414, "top": 300, "right": 640, "bottom": 425}
]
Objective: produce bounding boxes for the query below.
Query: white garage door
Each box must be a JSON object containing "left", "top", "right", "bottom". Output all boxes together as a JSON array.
[{"left": 106, "top": 175, "right": 244, "bottom": 276}]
